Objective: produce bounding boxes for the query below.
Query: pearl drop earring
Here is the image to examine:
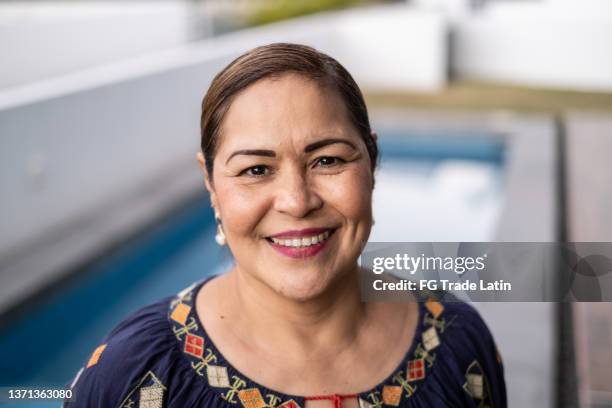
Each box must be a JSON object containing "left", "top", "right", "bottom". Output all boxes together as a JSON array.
[{"left": 214, "top": 211, "right": 226, "bottom": 246}]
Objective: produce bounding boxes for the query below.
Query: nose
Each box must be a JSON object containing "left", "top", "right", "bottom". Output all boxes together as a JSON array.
[{"left": 273, "top": 167, "right": 323, "bottom": 218}]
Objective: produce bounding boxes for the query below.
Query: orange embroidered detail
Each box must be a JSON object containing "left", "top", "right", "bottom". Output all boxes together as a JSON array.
[
  {"left": 170, "top": 303, "right": 191, "bottom": 325},
  {"left": 87, "top": 344, "right": 107, "bottom": 368},
  {"left": 184, "top": 333, "right": 204, "bottom": 358},
  {"left": 425, "top": 299, "right": 444, "bottom": 319},
  {"left": 238, "top": 388, "right": 266, "bottom": 408},
  {"left": 382, "top": 385, "right": 402, "bottom": 406}
]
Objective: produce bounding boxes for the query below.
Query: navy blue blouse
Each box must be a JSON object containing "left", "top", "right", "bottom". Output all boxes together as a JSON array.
[{"left": 63, "top": 277, "right": 506, "bottom": 407}]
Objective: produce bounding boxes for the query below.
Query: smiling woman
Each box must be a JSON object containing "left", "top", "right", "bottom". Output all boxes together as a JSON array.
[{"left": 62, "top": 44, "right": 506, "bottom": 408}]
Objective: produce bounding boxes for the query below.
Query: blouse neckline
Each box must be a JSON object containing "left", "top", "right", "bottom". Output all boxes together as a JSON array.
[{"left": 168, "top": 276, "right": 444, "bottom": 408}]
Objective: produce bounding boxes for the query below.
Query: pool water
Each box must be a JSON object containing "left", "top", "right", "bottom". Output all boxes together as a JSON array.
[{"left": 0, "top": 132, "right": 504, "bottom": 407}]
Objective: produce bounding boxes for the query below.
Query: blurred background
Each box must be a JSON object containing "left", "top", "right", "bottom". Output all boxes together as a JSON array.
[{"left": 1, "top": 0, "right": 611, "bottom": 407}]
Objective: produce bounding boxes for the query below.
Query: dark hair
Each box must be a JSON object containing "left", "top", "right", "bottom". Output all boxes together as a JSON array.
[{"left": 200, "top": 43, "right": 378, "bottom": 180}]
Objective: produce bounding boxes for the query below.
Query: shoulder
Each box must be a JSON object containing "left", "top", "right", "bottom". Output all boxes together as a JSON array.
[
  {"left": 63, "top": 294, "right": 179, "bottom": 408},
  {"left": 427, "top": 299, "right": 501, "bottom": 361},
  {"left": 437, "top": 300, "right": 496, "bottom": 341},
  {"left": 425, "top": 299, "right": 507, "bottom": 407}
]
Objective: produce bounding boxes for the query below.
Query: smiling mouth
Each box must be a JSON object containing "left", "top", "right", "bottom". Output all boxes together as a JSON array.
[{"left": 267, "top": 230, "right": 333, "bottom": 248}]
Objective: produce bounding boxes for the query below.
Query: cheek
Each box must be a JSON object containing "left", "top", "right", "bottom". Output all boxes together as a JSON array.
[
  {"left": 216, "top": 184, "right": 269, "bottom": 238},
  {"left": 318, "top": 167, "right": 373, "bottom": 222}
]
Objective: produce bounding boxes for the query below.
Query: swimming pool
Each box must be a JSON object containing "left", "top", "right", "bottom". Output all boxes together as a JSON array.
[{"left": 0, "top": 131, "right": 505, "bottom": 407}]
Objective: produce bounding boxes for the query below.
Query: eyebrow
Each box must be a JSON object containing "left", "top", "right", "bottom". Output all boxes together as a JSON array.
[
  {"left": 304, "top": 138, "right": 357, "bottom": 153},
  {"left": 225, "top": 149, "right": 275, "bottom": 164},
  {"left": 225, "top": 138, "right": 357, "bottom": 164}
]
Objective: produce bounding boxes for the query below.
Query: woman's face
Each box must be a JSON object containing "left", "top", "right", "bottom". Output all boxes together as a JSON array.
[{"left": 200, "top": 74, "right": 374, "bottom": 301}]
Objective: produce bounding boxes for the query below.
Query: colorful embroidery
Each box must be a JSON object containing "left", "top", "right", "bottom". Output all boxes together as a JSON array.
[
  {"left": 168, "top": 283, "right": 458, "bottom": 408},
  {"left": 86, "top": 344, "right": 107, "bottom": 368},
  {"left": 119, "top": 371, "right": 166, "bottom": 408},
  {"left": 407, "top": 359, "right": 425, "bottom": 381},
  {"left": 382, "top": 386, "right": 402, "bottom": 406},
  {"left": 463, "top": 360, "right": 494, "bottom": 407},
  {"left": 422, "top": 327, "right": 440, "bottom": 351},
  {"left": 238, "top": 388, "right": 266, "bottom": 408},
  {"left": 169, "top": 284, "right": 298, "bottom": 407},
  {"left": 278, "top": 399, "right": 301, "bottom": 408},
  {"left": 207, "top": 365, "right": 230, "bottom": 387},
  {"left": 184, "top": 333, "right": 204, "bottom": 358},
  {"left": 359, "top": 399, "right": 376, "bottom": 408},
  {"left": 170, "top": 303, "right": 191, "bottom": 325},
  {"left": 425, "top": 299, "right": 444, "bottom": 318},
  {"left": 139, "top": 384, "right": 164, "bottom": 408}
]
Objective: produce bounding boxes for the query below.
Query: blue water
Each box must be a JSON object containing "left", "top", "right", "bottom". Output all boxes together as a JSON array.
[{"left": 0, "top": 132, "right": 504, "bottom": 407}]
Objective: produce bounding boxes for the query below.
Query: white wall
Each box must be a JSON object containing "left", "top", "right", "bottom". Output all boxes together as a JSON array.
[
  {"left": 0, "top": 4, "right": 447, "bottom": 263},
  {"left": 452, "top": 0, "right": 612, "bottom": 91},
  {"left": 0, "top": 2, "right": 195, "bottom": 90},
  {"left": 329, "top": 6, "right": 447, "bottom": 91}
]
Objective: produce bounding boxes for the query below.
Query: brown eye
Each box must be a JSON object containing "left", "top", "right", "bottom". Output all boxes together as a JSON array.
[
  {"left": 315, "top": 156, "right": 344, "bottom": 167},
  {"left": 241, "top": 165, "right": 269, "bottom": 177}
]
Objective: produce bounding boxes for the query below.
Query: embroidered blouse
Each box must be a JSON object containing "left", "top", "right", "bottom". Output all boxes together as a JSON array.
[{"left": 63, "top": 277, "right": 506, "bottom": 408}]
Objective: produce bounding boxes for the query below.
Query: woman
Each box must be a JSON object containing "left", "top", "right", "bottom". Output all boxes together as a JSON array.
[{"left": 64, "top": 43, "right": 506, "bottom": 408}]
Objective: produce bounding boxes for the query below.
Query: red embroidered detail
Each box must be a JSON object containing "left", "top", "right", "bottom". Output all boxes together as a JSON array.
[
  {"left": 305, "top": 393, "right": 358, "bottom": 408},
  {"left": 278, "top": 400, "right": 300, "bottom": 408},
  {"left": 184, "top": 333, "right": 204, "bottom": 358},
  {"left": 407, "top": 358, "right": 425, "bottom": 381}
]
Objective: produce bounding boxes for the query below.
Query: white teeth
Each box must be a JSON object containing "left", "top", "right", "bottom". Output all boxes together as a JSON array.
[{"left": 270, "top": 231, "right": 332, "bottom": 248}]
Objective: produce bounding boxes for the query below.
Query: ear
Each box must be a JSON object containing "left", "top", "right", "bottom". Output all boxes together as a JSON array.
[
  {"left": 369, "top": 131, "right": 378, "bottom": 190},
  {"left": 196, "top": 152, "right": 218, "bottom": 210}
]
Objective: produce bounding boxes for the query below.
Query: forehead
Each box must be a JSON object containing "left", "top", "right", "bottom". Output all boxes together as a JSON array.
[{"left": 217, "top": 74, "right": 356, "bottom": 152}]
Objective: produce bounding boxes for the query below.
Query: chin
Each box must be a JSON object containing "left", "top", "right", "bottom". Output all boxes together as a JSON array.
[{"left": 272, "top": 268, "right": 336, "bottom": 302}]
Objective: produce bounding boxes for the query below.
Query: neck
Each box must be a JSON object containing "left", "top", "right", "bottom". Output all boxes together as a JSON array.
[{"left": 229, "top": 267, "right": 368, "bottom": 360}]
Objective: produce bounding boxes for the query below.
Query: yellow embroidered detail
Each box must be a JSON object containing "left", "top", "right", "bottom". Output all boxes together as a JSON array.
[
  {"left": 238, "top": 388, "right": 266, "bottom": 408},
  {"left": 265, "top": 394, "right": 282, "bottom": 407},
  {"left": 191, "top": 348, "right": 218, "bottom": 376},
  {"left": 222, "top": 376, "right": 247, "bottom": 403},
  {"left": 393, "top": 370, "right": 417, "bottom": 397},
  {"left": 172, "top": 317, "right": 198, "bottom": 341},
  {"left": 170, "top": 303, "right": 191, "bottom": 325},
  {"left": 382, "top": 385, "right": 402, "bottom": 406},
  {"left": 414, "top": 343, "right": 436, "bottom": 367},
  {"left": 87, "top": 344, "right": 107, "bottom": 368},
  {"left": 425, "top": 299, "right": 444, "bottom": 319},
  {"left": 365, "top": 391, "right": 383, "bottom": 408}
]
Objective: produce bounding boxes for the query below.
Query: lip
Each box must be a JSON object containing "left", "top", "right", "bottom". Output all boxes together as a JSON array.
[{"left": 266, "top": 228, "right": 336, "bottom": 259}]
